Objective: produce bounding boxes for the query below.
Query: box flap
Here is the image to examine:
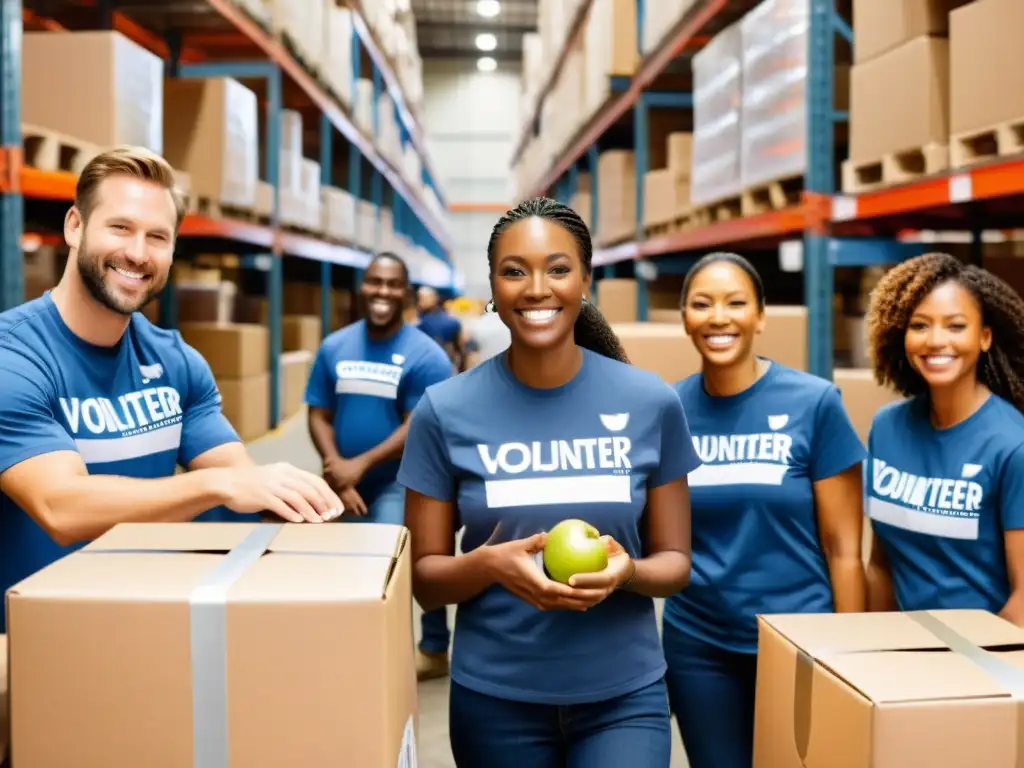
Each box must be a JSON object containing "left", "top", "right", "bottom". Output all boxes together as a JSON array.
[
  {"left": 85, "top": 521, "right": 259, "bottom": 552},
  {"left": 760, "top": 609, "right": 1024, "bottom": 654},
  {"left": 268, "top": 522, "right": 405, "bottom": 557}
]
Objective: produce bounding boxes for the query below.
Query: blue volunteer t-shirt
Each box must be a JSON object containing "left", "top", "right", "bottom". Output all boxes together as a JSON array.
[
  {"left": 0, "top": 293, "right": 242, "bottom": 631},
  {"left": 868, "top": 393, "right": 1024, "bottom": 613},
  {"left": 304, "top": 320, "right": 453, "bottom": 502},
  {"left": 397, "top": 348, "right": 702, "bottom": 705},
  {"left": 663, "top": 361, "right": 867, "bottom": 654},
  {"left": 418, "top": 309, "right": 461, "bottom": 348}
]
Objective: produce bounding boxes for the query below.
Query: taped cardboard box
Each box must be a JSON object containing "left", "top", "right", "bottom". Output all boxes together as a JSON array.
[
  {"left": 0, "top": 634, "right": 6, "bottom": 767},
  {"left": 6, "top": 522, "right": 418, "bottom": 768},
  {"left": 754, "top": 609, "right": 1024, "bottom": 768}
]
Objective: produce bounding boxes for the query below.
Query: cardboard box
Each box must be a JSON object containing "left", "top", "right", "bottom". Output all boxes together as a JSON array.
[
  {"left": 596, "top": 278, "right": 639, "bottom": 323},
  {"left": 281, "top": 350, "right": 314, "bottom": 420},
  {"left": 218, "top": 373, "right": 270, "bottom": 441},
  {"left": 853, "top": 0, "right": 972, "bottom": 63},
  {"left": 596, "top": 150, "right": 636, "bottom": 245},
  {"left": 22, "top": 31, "right": 164, "bottom": 153},
  {"left": 0, "top": 634, "right": 6, "bottom": 767},
  {"left": 643, "top": 169, "right": 689, "bottom": 226},
  {"left": 849, "top": 35, "right": 949, "bottom": 163},
  {"left": 283, "top": 314, "right": 322, "bottom": 354},
  {"left": 179, "top": 322, "right": 268, "bottom": 379},
  {"left": 949, "top": 0, "right": 1024, "bottom": 137},
  {"left": 6, "top": 523, "right": 418, "bottom": 767},
  {"left": 754, "top": 609, "right": 1024, "bottom": 767},
  {"left": 833, "top": 368, "right": 904, "bottom": 441},
  {"left": 163, "top": 78, "right": 259, "bottom": 210}
]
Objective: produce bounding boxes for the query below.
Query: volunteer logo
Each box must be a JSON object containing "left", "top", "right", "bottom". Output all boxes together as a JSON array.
[
  {"left": 335, "top": 360, "right": 403, "bottom": 400},
  {"left": 59, "top": 385, "right": 184, "bottom": 465},
  {"left": 139, "top": 363, "right": 164, "bottom": 383},
  {"left": 867, "top": 458, "right": 983, "bottom": 540},
  {"left": 768, "top": 414, "right": 789, "bottom": 431},
  {"left": 392, "top": 353, "right": 406, "bottom": 365},
  {"left": 476, "top": 418, "right": 634, "bottom": 509},
  {"left": 687, "top": 429, "right": 794, "bottom": 487}
]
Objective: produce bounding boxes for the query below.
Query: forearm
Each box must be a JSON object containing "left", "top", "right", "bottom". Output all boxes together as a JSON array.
[
  {"left": 308, "top": 413, "right": 340, "bottom": 461},
  {"left": 622, "top": 550, "right": 691, "bottom": 598},
  {"left": 357, "top": 422, "right": 409, "bottom": 469},
  {"left": 828, "top": 555, "right": 867, "bottom": 612},
  {"left": 413, "top": 547, "right": 497, "bottom": 612},
  {"left": 866, "top": 562, "right": 897, "bottom": 611},
  {"left": 999, "top": 592, "right": 1024, "bottom": 627},
  {"left": 39, "top": 470, "right": 228, "bottom": 546}
]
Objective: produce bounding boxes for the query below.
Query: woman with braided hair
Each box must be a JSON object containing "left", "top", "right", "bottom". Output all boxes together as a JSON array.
[
  {"left": 864, "top": 252, "right": 1024, "bottom": 626},
  {"left": 398, "top": 196, "right": 700, "bottom": 766}
]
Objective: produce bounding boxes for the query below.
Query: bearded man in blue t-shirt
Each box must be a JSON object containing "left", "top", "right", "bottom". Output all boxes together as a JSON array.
[{"left": 0, "top": 147, "right": 343, "bottom": 632}]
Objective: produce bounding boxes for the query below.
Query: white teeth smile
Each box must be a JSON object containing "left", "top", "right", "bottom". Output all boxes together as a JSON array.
[
  {"left": 925, "top": 355, "right": 955, "bottom": 366},
  {"left": 369, "top": 299, "right": 391, "bottom": 311},
  {"left": 520, "top": 309, "right": 560, "bottom": 325},
  {"left": 706, "top": 334, "right": 738, "bottom": 348},
  {"left": 113, "top": 267, "right": 146, "bottom": 280}
]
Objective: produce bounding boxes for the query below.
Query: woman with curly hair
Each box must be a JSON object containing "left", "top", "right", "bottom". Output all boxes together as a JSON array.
[{"left": 864, "top": 251, "right": 1024, "bottom": 625}]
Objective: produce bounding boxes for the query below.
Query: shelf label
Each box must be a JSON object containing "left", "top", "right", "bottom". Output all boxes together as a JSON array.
[
  {"left": 832, "top": 196, "right": 857, "bottom": 221},
  {"left": 949, "top": 174, "right": 973, "bottom": 203},
  {"left": 779, "top": 240, "right": 804, "bottom": 273}
]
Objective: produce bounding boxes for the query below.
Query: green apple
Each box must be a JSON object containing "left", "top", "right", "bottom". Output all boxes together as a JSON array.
[{"left": 543, "top": 519, "right": 608, "bottom": 585}]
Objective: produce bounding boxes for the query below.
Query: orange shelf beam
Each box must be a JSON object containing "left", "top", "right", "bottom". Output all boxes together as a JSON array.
[
  {"left": 21, "top": 168, "right": 77, "bottom": 200},
  {"left": 831, "top": 157, "right": 1024, "bottom": 223},
  {"left": 528, "top": 0, "right": 729, "bottom": 199},
  {"left": 593, "top": 205, "right": 810, "bottom": 266},
  {"left": 510, "top": 0, "right": 595, "bottom": 164},
  {"left": 203, "top": 0, "right": 452, "bottom": 251}
]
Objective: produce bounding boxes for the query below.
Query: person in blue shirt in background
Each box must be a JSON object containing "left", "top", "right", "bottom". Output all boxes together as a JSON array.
[
  {"left": 417, "top": 285, "right": 465, "bottom": 372},
  {"left": 663, "top": 253, "right": 867, "bottom": 768},
  {"left": 863, "top": 252, "right": 1024, "bottom": 627},
  {"left": 304, "top": 251, "right": 455, "bottom": 678},
  {"left": 0, "top": 147, "right": 342, "bottom": 633},
  {"left": 398, "top": 197, "right": 699, "bottom": 768}
]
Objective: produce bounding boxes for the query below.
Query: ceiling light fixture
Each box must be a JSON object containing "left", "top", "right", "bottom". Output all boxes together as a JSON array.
[
  {"left": 475, "top": 32, "right": 497, "bottom": 51},
  {"left": 477, "top": 56, "right": 497, "bottom": 72},
  {"left": 476, "top": 0, "right": 501, "bottom": 18}
]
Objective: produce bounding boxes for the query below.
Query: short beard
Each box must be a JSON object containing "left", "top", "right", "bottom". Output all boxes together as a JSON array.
[{"left": 77, "top": 235, "right": 159, "bottom": 316}]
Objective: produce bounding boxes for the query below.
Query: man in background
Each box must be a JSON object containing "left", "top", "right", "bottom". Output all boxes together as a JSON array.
[
  {"left": 416, "top": 285, "right": 465, "bottom": 372},
  {"left": 304, "top": 253, "right": 455, "bottom": 679},
  {"left": 0, "top": 147, "right": 339, "bottom": 632}
]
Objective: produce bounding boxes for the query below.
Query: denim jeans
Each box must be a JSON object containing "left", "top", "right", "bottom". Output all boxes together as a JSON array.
[
  {"left": 342, "top": 481, "right": 451, "bottom": 654},
  {"left": 448, "top": 678, "right": 672, "bottom": 768},
  {"left": 662, "top": 623, "right": 758, "bottom": 768}
]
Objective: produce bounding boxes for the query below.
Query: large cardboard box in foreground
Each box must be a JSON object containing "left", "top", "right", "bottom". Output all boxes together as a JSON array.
[
  {"left": 755, "top": 609, "right": 1024, "bottom": 767},
  {"left": 5, "top": 523, "right": 417, "bottom": 767}
]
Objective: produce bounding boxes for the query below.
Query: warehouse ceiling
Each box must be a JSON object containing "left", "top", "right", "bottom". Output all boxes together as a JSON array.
[{"left": 410, "top": 0, "right": 538, "bottom": 61}]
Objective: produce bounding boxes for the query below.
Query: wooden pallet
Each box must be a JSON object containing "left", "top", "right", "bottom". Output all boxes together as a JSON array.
[
  {"left": 22, "top": 124, "right": 98, "bottom": 173},
  {"left": 195, "top": 196, "right": 268, "bottom": 224},
  {"left": 950, "top": 118, "right": 1024, "bottom": 169},
  {"left": 690, "top": 196, "right": 742, "bottom": 226},
  {"left": 841, "top": 143, "right": 949, "bottom": 194},
  {"left": 643, "top": 212, "right": 690, "bottom": 238},
  {"left": 741, "top": 175, "right": 804, "bottom": 216}
]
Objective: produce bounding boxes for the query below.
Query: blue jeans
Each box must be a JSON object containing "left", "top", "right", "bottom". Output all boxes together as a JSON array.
[
  {"left": 662, "top": 624, "right": 757, "bottom": 768},
  {"left": 448, "top": 679, "right": 672, "bottom": 768},
  {"left": 342, "top": 481, "right": 451, "bottom": 655}
]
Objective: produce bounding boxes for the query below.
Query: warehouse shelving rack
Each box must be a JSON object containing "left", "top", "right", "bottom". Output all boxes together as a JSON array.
[
  {"left": 1, "top": 0, "right": 460, "bottom": 430},
  {"left": 516, "top": 0, "right": 1024, "bottom": 382}
]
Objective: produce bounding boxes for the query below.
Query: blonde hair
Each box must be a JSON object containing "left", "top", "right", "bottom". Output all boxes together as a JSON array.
[{"left": 75, "top": 145, "right": 186, "bottom": 229}]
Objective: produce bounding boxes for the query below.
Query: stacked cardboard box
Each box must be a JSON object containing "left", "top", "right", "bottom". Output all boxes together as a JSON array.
[
  {"left": 643, "top": 132, "right": 693, "bottom": 228},
  {"left": 949, "top": 0, "right": 1024, "bottom": 169},
  {"left": 270, "top": 0, "right": 326, "bottom": 73},
  {"left": 280, "top": 314, "right": 318, "bottom": 420},
  {"left": 641, "top": 0, "right": 698, "bottom": 54},
  {"left": 595, "top": 150, "right": 636, "bottom": 245},
  {"left": 178, "top": 323, "right": 270, "bottom": 441},
  {"left": 581, "top": 0, "right": 639, "bottom": 117},
  {"left": 5, "top": 522, "right": 418, "bottom": 767},
  {"left": 22, "top": 31, "right": 164, "bottom": 154},
  {"left": 323, "top": 2, "right": 355, "bottom": 107},
  {"left": 163, "top": 78, "right": 260, "bottom": 212},
  {"left": 322, "top": 186, "right": 357, "bottom": 241},
  {"left": 843, "top": 0, "right": 964, "bottom": 191}
]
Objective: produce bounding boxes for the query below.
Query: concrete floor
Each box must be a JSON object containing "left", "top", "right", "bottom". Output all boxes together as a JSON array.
[{"left": 248, "top": 411, "right": 690, "bottom": 767}]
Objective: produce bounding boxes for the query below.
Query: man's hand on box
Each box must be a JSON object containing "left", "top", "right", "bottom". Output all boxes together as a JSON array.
[{"left": 216, "top": 463, "right": 344, "bottom": 523}]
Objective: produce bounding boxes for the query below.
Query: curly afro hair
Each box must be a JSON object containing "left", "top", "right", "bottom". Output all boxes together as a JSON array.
[{"left": 865, "top": 251, "right": 1024, "bottom": 411}]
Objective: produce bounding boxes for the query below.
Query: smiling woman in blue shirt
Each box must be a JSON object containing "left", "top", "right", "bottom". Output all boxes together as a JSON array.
[
  {"left": 662, "top": 252, "right": 868, "bottom": 768},
  {"left": 397, "top": 197, "right": 700, "bottom": 768},
  {"left": 863, "top": 252, "right": 1024, "bottom": 627}
]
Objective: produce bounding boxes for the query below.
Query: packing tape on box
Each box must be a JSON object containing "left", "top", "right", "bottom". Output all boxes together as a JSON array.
[{"left": 792, "top": 611, "right": 1024, "bottom": 768}]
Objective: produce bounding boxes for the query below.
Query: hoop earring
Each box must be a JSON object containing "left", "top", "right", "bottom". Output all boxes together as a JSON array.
[{"left": 485, "top": 299, "right": 495, "bottom": 313}]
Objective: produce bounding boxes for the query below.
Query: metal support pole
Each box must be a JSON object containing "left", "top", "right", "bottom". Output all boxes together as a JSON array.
[
  {"left": 0, "top": 0, "right": 22, "bottom": 313},
  {"left": 634, "top": 93, "right": 648, "bottom": 322},
  {"left": 320, "top": 112, "right": 333, "bottom": 337}
]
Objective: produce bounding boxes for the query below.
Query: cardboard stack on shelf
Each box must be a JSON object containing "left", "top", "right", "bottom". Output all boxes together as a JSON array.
[
  {"left": 595, "top": 149, "right": 636, "bottom": 246},
  {"left": 581, "top": 0, "right": 639, "bottom": 118},
  {"left": 949, "top": 0, "right": 1024, "bottom": 170},
  {"left": 842, "top": 0, "right": 964, "bottom": 193},
  {"left": 270, "top": 0, "right": 326, "bottom": 73},
  {"left": 642, "top": 132, "right": 693, "bottom": 232},
  {"left": 641, "top": 0, "right": 698, "bottom": 53},
  {"left": 162, "top": 77, "right": 260, "bottom": 216},
  {"left": 178, "top": 322, "right": 271, "bottom": 440},
  {"left": 689, "top": 22, "right": 744, "bottom": 212},
  {"left": 323, "top": 3, "right": 355, "bottom": 107}
]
